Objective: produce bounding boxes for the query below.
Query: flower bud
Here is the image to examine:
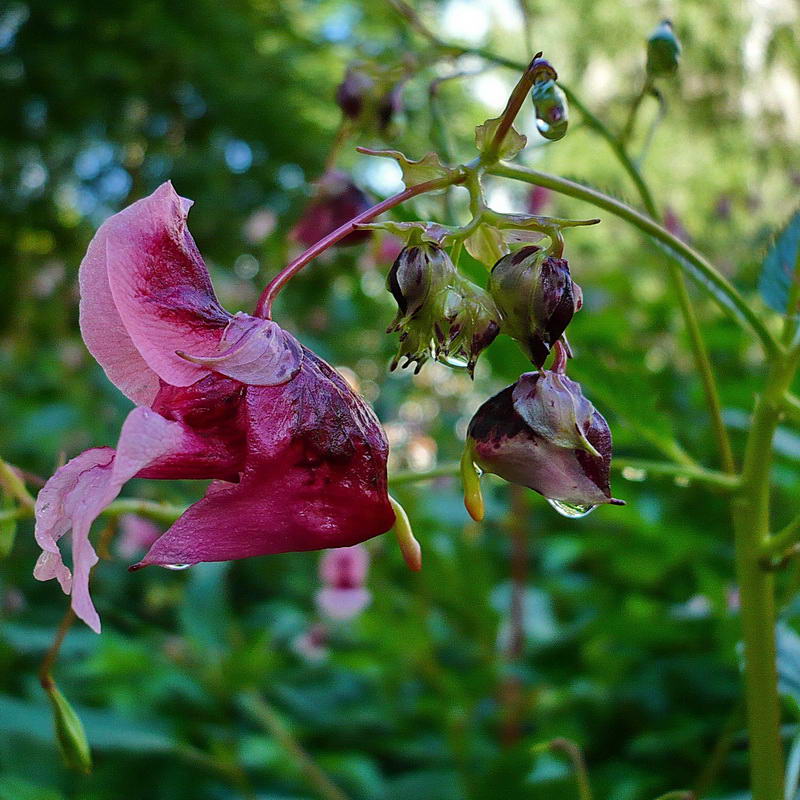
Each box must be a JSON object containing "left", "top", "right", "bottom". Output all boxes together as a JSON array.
[
  {"left": 291, "top": 171, "right": 372, "bottom": 248},
  {"left": 489, "top": 245, "right": 581, "bottom": 367},
  {"left": 336, "top": 66, "right": 375, "bottom": 120},
  {"left": 646, "top": 20, "right": 681, "bottom": 78},
  {"left": 531, "top": 78, "right": 568, "bottom": 141},
  {"left": 467, "top": 370, "right": 623, "bottom": 513},
  {"left": 46, "top": 683, "right": 92, "bottom": 774},
  {"left": 386, "top": 244, "right": 499, "bottom": 376}
]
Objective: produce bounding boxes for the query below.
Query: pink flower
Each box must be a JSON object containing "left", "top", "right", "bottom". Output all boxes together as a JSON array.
[
  {"left": 315, "top": 544, "right": 371, "bottom": 621},
  {"left": 116, "top": 514, "right": 162, "bottom": 559},
  {"left": 34, "top": 183, "right": 395, "bottom": 632}
]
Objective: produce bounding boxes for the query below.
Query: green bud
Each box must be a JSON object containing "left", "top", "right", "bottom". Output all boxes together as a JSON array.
[
  {"left": 646, "top": 20, "right": 681, "bottom": 78},
  {"left": 488, "top": 245, "right": 582, "bottom": 367},
  {"left": 386, "top": 244, "right": 499, "bottom": 376},
  {"left": 46, "top": 684, "right": 92, "bottom": 774},
  {"left": 531, "top": 79, "right": 568, "bottom": 141}
]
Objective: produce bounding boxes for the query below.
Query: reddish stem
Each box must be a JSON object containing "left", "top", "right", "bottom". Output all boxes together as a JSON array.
[{"left": 255, "top": 175, "right": 460, "bottom": 319}]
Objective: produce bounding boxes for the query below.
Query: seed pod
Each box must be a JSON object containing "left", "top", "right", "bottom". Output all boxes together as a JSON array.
[
  {"left": 46, "top": 684, "right": 92, "bottom": 774},
  {"left": 489, "top": 245, "right": 581, "bottom": 367},
  {"left": 646, "top": 20, "right": 681, "bottom": 78},
  {"left": 467, "top": 370, "right": 624, "bottom": 510}
]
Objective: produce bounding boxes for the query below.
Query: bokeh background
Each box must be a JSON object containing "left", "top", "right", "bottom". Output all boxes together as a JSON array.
[{"left": 2, "top": 1, "right": 800, "bottom": 798}]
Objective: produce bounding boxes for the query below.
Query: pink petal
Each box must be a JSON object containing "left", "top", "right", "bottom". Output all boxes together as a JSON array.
[
  {"left": 116, "top": 514, "right": 162, "bottom": 559},
  {"left": 79, "top": 224, "right": 160, "bottom": 404},
  {"left": 177, "top": 313, "right": 303, "bottom": 386},
  {"left": 34, "top": 404, "right": 244, "bottom": 632},
  {"left": 316, "top": 587, "right": 371, "bottom": 620},
  {"left": 103, "top": 182, "right": 231, "bottom": 387},
  {"left": 319, "top": 544, "right": 369, "bottom": 588},
  {"left": 137, "top": 350, "right": 395, "bottom": 567}
]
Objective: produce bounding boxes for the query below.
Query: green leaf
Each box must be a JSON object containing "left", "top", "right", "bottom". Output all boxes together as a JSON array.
[
  {"left": 0, "top": 516, "right": 16, "bottom": 558},
  {"left": 357, "top": 220, "right": 452, "bottom": 244},
  {"left": 474, "top": 116, "right": 527, "bottom": 159},
  {"left": 0, "top": 777, "right": 64, "bottom": 800},
  {"left": 464, "top": 224, "right": 508, "bottom": 267},
  {"left": 359, "top": 148, "right": 457, "bottom": 189},
  {"left": 759, "top": 209, "right": 800, "bottom": 315}
]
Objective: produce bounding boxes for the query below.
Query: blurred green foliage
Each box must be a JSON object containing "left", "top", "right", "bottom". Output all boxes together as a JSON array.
[{"left": 1, "top": 0, "right": 800, "bottom": 798}]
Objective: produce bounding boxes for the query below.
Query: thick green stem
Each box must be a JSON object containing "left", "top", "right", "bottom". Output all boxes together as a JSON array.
[
  {"left": 489, "top": 162, "right": 780, "bottom": 357},
  {"left": 730, "top": 354, "right": 800, "bottom": 799}
]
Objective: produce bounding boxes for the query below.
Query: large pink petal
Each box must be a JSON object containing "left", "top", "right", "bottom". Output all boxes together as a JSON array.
[
  {"left": 103, "top": 182, "right": 232, "bottom": 387},
  {"left": 137, "top": 350, "right": 395, "bottom": 567},
  {"left": 33, "top": 403, "right": 245, "bottom": 632}
]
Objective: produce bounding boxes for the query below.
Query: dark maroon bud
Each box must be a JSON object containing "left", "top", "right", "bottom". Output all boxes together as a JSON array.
[
  {"left": 291, "top": 171, "right": 372, "bottom": 248},
  {"left": 467, "top": 369, "right": 623, "bottom": 515},
  {"left": 335, "top": 67, "right": 375, "bottom": 120},
  {"left": 377, "top": 84, "right": 404, "bottom": 132},
  {"left": 488, "top": 245, "right": 581, "bottom": 367}
]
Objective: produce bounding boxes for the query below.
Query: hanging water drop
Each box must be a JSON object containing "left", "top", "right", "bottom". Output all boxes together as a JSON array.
[
  {"left": 162, "top": 563, "right": 192, "bottom": 571},
  {"left": 546, "top": 498, "right": 596, "bottom": 518},
  {"left": 438, "top": 351, "right": 470, "bottom": 370}
]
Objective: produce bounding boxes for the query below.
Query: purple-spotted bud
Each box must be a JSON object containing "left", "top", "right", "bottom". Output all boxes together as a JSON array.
[
  {"left": 489, "top": 245, "right": 581, "bottom": 367},
  {"left": 467, "top": 370, "right": 623, "bottom": 511},
  {"left": 386, "top": 244, "right": 499, "bottom": 376},
  {"left": 291, "top": 171, "right": 372, "bottom": 248}
]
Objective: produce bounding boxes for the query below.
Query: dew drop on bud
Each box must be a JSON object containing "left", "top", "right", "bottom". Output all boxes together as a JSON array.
[
  {"left": 438, "top": 352, "right": 470, "bottom": 370},
  {"left": 546, "top": 498, "right": 596, "bottom": 518},
  {"left": 162, "top": 563, "right": 192, "bottom": 571}
]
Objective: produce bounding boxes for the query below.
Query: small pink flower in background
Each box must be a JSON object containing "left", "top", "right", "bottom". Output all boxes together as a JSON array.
[
  {"left": 116, "top": 514, "right": 161, "bottom": 559},
  {"left": 663, "top": 206, "right": 690, "bottom": 243},
  {"left": 34, "top": 183, "right": 395, "bottom": 633},
  {"left": 315, "top": 544, "right": 371, "bottom": 621},
  {"left": 292, "top": 623, "right": 330, "bottom": 663},
  {"left": 526, "top": 185, "right": 551, "bottom": 215},
  {"left": 290, "top": 170, "right": 372, "bottom": 248}
]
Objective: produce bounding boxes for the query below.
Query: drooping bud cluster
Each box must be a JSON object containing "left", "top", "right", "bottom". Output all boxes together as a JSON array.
[
  {"left": 386, "top": 243, "right": 499, "bottom": 376},
  {"left": 466, "top": 367, "right": 623, "bottom": 514},
  {"left": 488, "top": 245, "right": 582, "bottom": 367},
  {"left": 530, "top": 57, "right": 569, "bottom": 141},
  {"left": 646, "top": 20, "right": 681, "bottom": 79}
]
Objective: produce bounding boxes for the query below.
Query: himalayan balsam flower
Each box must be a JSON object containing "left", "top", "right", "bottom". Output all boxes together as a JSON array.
[
  {"left": 467, "top": 369, "right": 623, "bottom": 509},
  {"left": 315, "top": 543, "right": 371, "bottom": 621},
  {"left": 34, "top": 183, "right": 395, "bottom": 632}
]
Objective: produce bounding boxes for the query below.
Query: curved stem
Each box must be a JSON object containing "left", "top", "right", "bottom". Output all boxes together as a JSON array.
[
  {"left": 489, "top": 162, "right": 780, "bottom": 357},
  {"left": 254, "top": 175, "right": 461, "bottom": 318}
]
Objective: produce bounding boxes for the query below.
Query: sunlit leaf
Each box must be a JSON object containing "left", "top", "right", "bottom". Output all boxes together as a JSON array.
[
  {"left": 357, "top": 148, "right": 457, "bottom": 189},
  {"left": 464, "top": 224, "right": 508, "bottom": 267},
  {"left": 474, "top": 117, "right": 527, "bottom": 159}
]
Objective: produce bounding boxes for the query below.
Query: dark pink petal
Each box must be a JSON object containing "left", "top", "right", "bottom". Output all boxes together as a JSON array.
[
  {"left": 137, "top": 350, "right": 395, "bottom": 567},
  {"left": 316, "top": 586, "right": 371, "bottom": 620},
  {"left": 177, "top": 313, "right": 302, "bottom": 386},
  {"left": 103, "top": 182, "right": 231, "bottom": 387},
  {"left": 34, "top": 403, "right": 247, "bottom": 632}
]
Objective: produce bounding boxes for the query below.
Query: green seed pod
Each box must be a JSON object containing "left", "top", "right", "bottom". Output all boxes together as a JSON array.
[
  {"left": 646, "top": 20, "right": 681, "bottom": 78},
  {"left": 46, "top": 684, "right": 92, "bottom": 774},
  {"left": 531, "top": 80, "right": 569, "bottom": 141}
]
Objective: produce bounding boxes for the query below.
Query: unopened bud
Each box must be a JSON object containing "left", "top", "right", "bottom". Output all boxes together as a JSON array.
[
  {"left": 46, "top": 683, "right": 92, "bottom": 774},
  {"left": 530, "top": 59, "right": 568, "bottom": 141},
  {"left": 467, "top": 370, "right": 623, "bottom": 509},
  {"left": 646, "top": 20, "right": 681, "bottom": 78},
  {"left": 336, "top": 66, "right": 375, "bottom": 120},
  {"left": 489, "top": 245, "right": 581, "bottom": 367}
]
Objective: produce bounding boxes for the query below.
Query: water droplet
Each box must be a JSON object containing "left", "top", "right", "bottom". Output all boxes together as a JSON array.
[
  {"left": 622, "top": 466, "right": 648, "bottom": 482},
  {"left": 546, "top": 498, "right": 596, "bottom": 518},
  {"left": 437, "top": 352, "right": 469, "bottom": 369},
  {"left": 162, "top": 563, "right": 192, "bottom": 571}
]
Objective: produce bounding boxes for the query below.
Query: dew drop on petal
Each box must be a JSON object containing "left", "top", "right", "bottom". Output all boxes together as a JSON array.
[
  {"left": 162, "top": 563, "right": 192, "bottom": 571},
  {"left": 546, "top": 498, "right": 596, "bottom": 518},
  {"left": 438, "top": 352, "right": 470, "bottom": 369}
]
